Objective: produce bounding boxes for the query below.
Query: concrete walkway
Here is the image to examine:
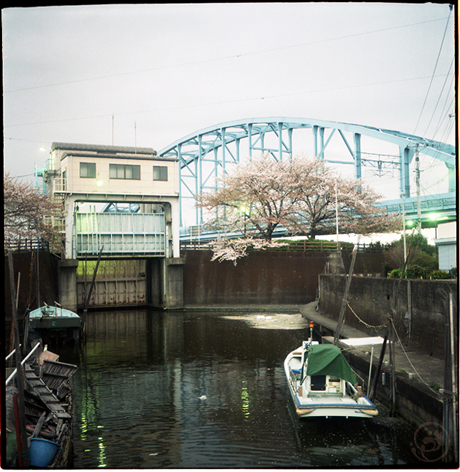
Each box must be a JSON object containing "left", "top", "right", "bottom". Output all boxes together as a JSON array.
[{"left": 300, "top": 301, "right": 446, "bottom": 391}]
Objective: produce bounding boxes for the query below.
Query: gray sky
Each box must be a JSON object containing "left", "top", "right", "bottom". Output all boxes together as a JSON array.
[{"left": 2, "top": 2, "right": 455, "bottom": 200}]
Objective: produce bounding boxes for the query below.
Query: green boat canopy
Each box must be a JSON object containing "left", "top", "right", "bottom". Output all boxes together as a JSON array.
[{"left": 306, "top": 344, "right": 357, "bottom": 385}]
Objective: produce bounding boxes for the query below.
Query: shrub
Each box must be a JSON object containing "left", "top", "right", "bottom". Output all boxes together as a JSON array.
[
  {"left": 430, "top": 270, "right": 450, "bottom": 280},
  {"left": 389, "top": 268, "right": 403, "bottom": 278},
  {"left": 406, "top": 265, "right": 427, "bottom": 279}
]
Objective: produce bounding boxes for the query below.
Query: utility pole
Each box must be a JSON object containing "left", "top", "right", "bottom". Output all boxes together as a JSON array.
[
  {"left": 401, "top": 192, "right": 407, "bottom": 269},
  {"left": 335, "top": 180, "right": 339, "bottom": 251},
  {"left": 415, "top": 145, "right": 421, "bottom": 233}
]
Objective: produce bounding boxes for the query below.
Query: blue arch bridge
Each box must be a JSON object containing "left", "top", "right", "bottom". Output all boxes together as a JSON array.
[{"left": 156, "top": 117, "right": 455, "bottom": 238}]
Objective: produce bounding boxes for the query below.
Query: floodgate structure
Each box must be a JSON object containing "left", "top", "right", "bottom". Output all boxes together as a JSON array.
[
  {"left": 35, "top": 142, "right": 183, "bottom": 311},
  {"left": 32, "top": 117, "right": 456, "bottom": 312}
]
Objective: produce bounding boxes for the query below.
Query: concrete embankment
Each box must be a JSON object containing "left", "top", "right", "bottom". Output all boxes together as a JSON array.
[{"left": 300, "top": 302, "right": 445, "bottom": 427}]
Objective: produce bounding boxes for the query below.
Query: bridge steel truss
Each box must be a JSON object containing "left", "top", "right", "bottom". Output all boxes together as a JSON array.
[{"left": 159, "top": 117, "right": 456, "bottom": 227}]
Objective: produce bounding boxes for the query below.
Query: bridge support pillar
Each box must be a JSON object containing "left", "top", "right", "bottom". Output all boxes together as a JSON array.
[{"left": 58, "top": 259, "right": 78, "bottom": 312}]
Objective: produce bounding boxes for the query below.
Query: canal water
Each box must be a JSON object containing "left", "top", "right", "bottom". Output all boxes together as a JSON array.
[{"left": 57, "top": 309, "right": 429, "bottom": 468}]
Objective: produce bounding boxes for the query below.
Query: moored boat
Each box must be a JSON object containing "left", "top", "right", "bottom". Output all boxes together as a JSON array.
[
  {"left": 28, "top": 304, "right": 81, "bottom": 345},
  {"left": 284, "top": 325, "right": 378, "bottom": 419},
  {"left": 5, "top": 344, "right": 77, "bottom": 468}
]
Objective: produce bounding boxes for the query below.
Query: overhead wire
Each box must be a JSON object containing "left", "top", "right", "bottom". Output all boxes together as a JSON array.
[
  {"left": 423, "top": 56, "right": 455, "bottom": 138},
  {"left": 4, "top": 16, "right": 451, "bottom": 94},
  {"left": 3, "top": 73, "right": 450, "bottom": 129},
  {"left": 413, "top": 10, "right": 453, "bottom": 136}
]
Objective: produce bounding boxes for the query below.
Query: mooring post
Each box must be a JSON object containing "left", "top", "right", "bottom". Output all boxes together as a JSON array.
[
  {"left": 82, "top": 245, "right": 104, "bottom": 339},
  {"left": 389, "top": 317, "right": 396, "bottom": 417},
  {"left": 334, "top": 238, "right": 359, "bottom": 345}
]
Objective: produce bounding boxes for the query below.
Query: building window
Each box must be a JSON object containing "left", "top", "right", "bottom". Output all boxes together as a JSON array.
[
  {"left": 80, "top": 162, "right": 96, "bottom": 178},
  {"left": 109, "top": 164, "right": 140, "bottom": 180},
  {"left": 153, "top": 166, "right": 168, "bottom": 181}
]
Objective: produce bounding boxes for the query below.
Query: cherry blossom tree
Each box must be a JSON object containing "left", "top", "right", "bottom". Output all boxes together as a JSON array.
[
  {"left": 4, "top": 173, "right": 62, "bottom": 250},
  {"left": 196, "top": 154, "right": 401, "bottom": 260}
]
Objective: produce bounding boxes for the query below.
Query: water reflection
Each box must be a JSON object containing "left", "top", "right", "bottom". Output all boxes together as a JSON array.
[{"left": 57, "top": 309, "right": 427, "bottom": 468}]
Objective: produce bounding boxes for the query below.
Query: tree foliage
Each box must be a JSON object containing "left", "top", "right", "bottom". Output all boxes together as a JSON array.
[
  {"left": 196, "top": 154, "right": 401, "bottom": 242},
  {"left": 384, "top": 233, "right": 439, "bottom": 278},
  {"left": 4, "top": 173, "right": 62, "bottom": 250}
]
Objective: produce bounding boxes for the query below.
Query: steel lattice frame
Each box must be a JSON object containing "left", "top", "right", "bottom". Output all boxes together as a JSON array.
[{"left": 159, "top": 117, "right": 456, "bottom": 227}]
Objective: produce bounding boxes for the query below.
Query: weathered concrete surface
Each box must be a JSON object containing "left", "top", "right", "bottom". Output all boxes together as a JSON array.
[
  {"left": 317, "top": 275, "right": 457, "bottom": 359},
  {"left": 183, "top": 249, "right": 385, "bottom": 306},
  {"left": 300, "top": 301, "right": 448, "bottom": 427},
  {"left": 4, "top": 252, "right": 59, "bottom": 335}
]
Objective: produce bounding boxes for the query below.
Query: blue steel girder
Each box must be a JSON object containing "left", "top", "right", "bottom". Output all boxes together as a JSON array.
[{"left": 159, "top": 117, "right": 455, "bottom": 226}]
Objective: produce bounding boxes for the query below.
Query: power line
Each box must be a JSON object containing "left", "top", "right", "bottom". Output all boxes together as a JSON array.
[
  {"left": 423, "top": 56, "right": 454, "bottom": 138},
  {"left": 4, "top": 73, "right": 450, "bottom": 129},
  {"left": 4, "top": 16, "right": 450, "bottom": 94},
  {"left": 413, "top": 11, "right": 452, "bottom": 135}
]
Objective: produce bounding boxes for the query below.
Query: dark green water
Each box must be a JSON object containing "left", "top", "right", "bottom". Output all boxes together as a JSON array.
[{"left": 57, "top": 309, "right": 433, "bottom": 468}]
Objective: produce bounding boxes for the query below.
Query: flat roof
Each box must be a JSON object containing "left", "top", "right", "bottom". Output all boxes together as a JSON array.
[{"left": 51, "top": 142, "right": 156, "bottom": 156}]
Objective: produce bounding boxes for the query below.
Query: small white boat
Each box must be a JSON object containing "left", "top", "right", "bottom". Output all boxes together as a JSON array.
[
  {"left": 284, "top": 328, "right": 378, "bottom": 419},
  {"left": 28, "top": 304, "right": 81, "bottom": 345}
]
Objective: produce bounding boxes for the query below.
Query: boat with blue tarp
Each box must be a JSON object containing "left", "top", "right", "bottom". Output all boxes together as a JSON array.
[{"left": 284, "top": 323, "right": 378, "bottom": 419}]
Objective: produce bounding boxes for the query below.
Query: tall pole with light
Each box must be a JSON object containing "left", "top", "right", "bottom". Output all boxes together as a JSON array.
[{"left": 401, "top": 192, "right": 407, "bottom": 271}]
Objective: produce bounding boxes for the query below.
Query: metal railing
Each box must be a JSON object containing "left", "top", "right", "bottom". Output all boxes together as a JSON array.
[
  {"left": 181, "top": 240, "right": 385, "bottom": 254},
  {"left": 4, "top": 238, "right": 50, "bottom": 253}
]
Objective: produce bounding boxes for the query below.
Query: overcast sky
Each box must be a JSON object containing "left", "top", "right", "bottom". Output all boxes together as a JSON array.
[{"left": 2, "top": 2, "right": 455, "bottom": 202}]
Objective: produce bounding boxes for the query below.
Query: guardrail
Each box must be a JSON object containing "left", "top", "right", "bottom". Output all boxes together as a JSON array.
[
  {"left": 181, "top": 240, "right": 385, "bottom": 253},
  {"left": 4, "top": 238, "right": 50, "bottom": 253}
]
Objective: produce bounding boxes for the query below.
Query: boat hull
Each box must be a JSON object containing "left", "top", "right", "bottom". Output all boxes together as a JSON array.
[
  {"left": 284, "top": 345, "right": 378, "bottom": 419},
  {"left": 28, "top": 306, "right": 81, "bottom": 345}
]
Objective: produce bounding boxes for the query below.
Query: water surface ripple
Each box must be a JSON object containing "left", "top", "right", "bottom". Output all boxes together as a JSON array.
[{"left": 57, "top": 310, "right": 426, "bottom": 468}]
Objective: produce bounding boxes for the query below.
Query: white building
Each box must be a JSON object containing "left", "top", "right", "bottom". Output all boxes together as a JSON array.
[
  {"left": 43, "top": 142, "right": 180, "bottom": 260},
  {"left": 435, "top": 221, "right": 457, "bottom": 272}
]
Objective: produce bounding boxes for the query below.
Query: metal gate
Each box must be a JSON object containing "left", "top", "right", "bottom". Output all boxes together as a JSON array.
[
  {"left": 74, "top": 212, "right": 165, "bottom": 257},
  {"left": 76, "top": 259, "right": 147, "bottom": 308}
]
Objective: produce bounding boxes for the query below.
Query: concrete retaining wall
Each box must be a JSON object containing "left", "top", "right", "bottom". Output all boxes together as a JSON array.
[
  {"left": 318, "top": 275, "right": 457, "bottom": 359},
  {"left": 183, "top": 249, "right": 385, "bottom": 306},
  {"left": 4, "top": 252, "right": 59, "bottom": 333}
]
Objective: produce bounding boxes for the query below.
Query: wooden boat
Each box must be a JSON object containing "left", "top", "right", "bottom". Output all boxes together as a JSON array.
[
  {"left": 5, "top": 345, "right": 77, "bottom": 468},
  {"left": 28, "top": 304, "right": 81, "bottom": 345},
  {"left": 284, "top": 330, "right": 378, "bottom": 419}
]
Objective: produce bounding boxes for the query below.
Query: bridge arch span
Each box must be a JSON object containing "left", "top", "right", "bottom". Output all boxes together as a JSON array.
[{"left": 158, "top": 117, "right": 455, "bottom": 227}]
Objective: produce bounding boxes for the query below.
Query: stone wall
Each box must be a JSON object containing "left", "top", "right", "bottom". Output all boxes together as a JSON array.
[{"left": 318, "top": 275, "right": 457, "bottom": 359}]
